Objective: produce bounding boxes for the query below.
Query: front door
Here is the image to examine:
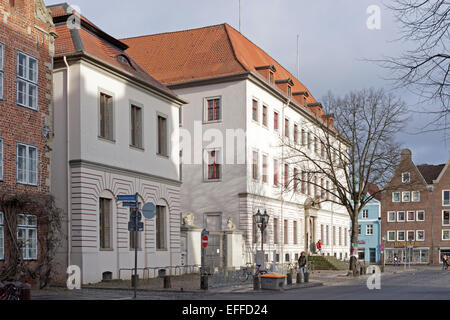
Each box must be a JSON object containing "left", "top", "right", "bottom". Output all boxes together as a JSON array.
[
  {"left": 204, "top": 213, "right": 223, "bottom": 272},
  {"left": 370, "top": 248, "right": 376, "bottom": 263}
]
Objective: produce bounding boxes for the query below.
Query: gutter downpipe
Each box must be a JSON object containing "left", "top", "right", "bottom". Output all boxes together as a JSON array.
[{"left": 64, "top": 56, "right": 72, "bottom": 269}]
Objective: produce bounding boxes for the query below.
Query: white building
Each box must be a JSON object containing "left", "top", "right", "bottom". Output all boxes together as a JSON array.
[
  {"left": 49, "top": 4, "right": 186, "bottom": 283},
  {"left": 123, "top": 24, "right": 351, "bottom": 269}
]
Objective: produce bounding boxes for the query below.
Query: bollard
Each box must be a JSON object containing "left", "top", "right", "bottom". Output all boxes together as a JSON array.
[
  {"left": 296, "top": 272, "right": 302, "bottom": 283},
  {"left": 201, "top": 275, "right": 208, "bottom": 290},
  {"left": 304, "top": 272, "right": 309, "bottom": 283},
  {"left": 131, "top": 275, "right": 139, "bottom": 288},
  {"left": 163, "top": 276, "right": 172, "bottom": 289},
  {"left": 287, "top": 272, "right": 293, "bottom": 285},
  {"left": 253, "top": 276, "right": 260, "bottom": 291}
]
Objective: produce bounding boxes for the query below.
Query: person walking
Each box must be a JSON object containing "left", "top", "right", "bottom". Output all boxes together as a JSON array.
[
  {"left": 442, "top": 255, "right": 448, "bottom": 270},
  {"left": 316, "top": 240, "right": 322, "bottom": 256},
  {"left": 394, "top": 254, "right": 399, "bottom": 267},
  {"left": 298, "top": 252, "right": 307, "bottom": 274}
]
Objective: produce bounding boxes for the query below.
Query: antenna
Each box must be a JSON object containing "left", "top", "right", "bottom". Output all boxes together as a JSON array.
[
  {"left": 297, "top": 34, "right": 300, "bottom": 79},
  {"left": 239, "top": 0, "right": 241, "bottom": 32}
]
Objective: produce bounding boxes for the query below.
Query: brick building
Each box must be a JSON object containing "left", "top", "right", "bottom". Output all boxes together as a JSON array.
[
  {"left": 0, "top": 0, "right": 56, "bottom": 268},
  {"left": 381, "top": 149, "right": 449, "bottom": 265}
]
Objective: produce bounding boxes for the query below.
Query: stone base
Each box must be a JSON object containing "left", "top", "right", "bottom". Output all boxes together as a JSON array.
[{"left": 260, "top": 277, "right": 285, "bottom": 291}]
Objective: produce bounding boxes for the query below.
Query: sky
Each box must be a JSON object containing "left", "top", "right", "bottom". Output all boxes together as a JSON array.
[{"left": 44, "top": 0, "right": 450, "bottom": 165}]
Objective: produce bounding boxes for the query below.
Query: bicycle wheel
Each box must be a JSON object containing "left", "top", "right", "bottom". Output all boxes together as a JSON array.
[{"left": 238, "top": 269, "right": 249, "bottom": 282}]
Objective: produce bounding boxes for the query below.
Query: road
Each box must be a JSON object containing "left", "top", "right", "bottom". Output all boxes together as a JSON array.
[{"left": 32, "top": 267, "right": 450, "bottom": 300}]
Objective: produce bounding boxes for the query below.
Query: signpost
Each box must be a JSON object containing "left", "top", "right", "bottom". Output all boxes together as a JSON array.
[
  {"left": 201, "top": 229, "right": 209, "bottom": 290},
  {"left": 117, "top": 193, "right": 155, "bottom": 299}
]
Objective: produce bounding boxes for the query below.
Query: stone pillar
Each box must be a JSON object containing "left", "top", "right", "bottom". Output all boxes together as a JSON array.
[
  {"left": 181, "top": 225, "right": 202, "bottom": 267},
  {"left": 224, "top": 230, "right": 243, "bottom": 269}
]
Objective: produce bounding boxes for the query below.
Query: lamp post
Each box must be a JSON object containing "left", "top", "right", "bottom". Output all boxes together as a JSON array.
[{"left": 254, "top": 209, "right": 270, "bottom": 263}]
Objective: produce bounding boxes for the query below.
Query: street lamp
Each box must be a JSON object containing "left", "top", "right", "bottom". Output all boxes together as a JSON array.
[{"left": 254, "top": 209, "right": 270, "bottom": 253}]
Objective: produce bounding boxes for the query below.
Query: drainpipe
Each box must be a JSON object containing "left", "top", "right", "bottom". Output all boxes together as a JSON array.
[
  {"left": 63, "top": 56, "right": 71, "bottom": 269},
  {"left": 281, "top": 98, "right": 290, "bottom": 265}
]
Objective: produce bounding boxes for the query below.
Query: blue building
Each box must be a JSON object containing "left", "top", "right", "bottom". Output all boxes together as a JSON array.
[{"left": 354, "top": 194, "right": 381, "bottom": 263}]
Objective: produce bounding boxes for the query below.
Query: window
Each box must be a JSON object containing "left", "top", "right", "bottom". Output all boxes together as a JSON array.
[
  {"left": 397, "top": 231, "right": 405, "bottom": 241},
  {"left": 321, "top": 225, "right": 324, "bottom": 245},
  {"left": 402, "top": 172, "right": 410, "bottom": 183},
  {"left": 416, "top": 230, "right": 425, "bottom": 241},
  {"left": 366, "top": 225, "right": 373, "bottom": 235},
  {"left": 443, "top": 210, "right": 450, "bottom": 226},
  {"left": 301, "top": 172, "right": 306, "bottom": 194},
  {"left": 273, "top": 218, "right": 278, "bottom": 244},
  {"left": 388, "top": 231, "right": 396, "bottom": 241},
  {"left": 262, "top": 154, "right": 268, "bottom": 183},
  {"left": 284, "top": 219, "right": 288, "bottom": 244},
  {"left": 333, "top": 226, "right": 336, "bottom": 245},
  {"left": 17, "top": 52, "right": 38, "bottom": 110},
  {"left": 206, "top": 98, "right": 221, "bottom": 122},
  {"left": 206, "top": 149, "right": 221, "bottom": 181},
  {"left": 416, "top": 210, "right": 425, "bottom": 221},
  {"left": 0, "top": 138, "right": 3, "bottom": 181},
  {"left": 17, "top": 214, "right": 37, "bottom": 260},
  {"left": 99, "top": 198, "right": 112, "bottom": 249},
  {"left": 344, "top": 228, "right": 347, "bottom": 246},
  {"left": 99, "top": 93, "right": 114, "bottom": 140},
  {"left": 442, "top": 230, "right": 450, "bottom": 241},
  {"left": 269, "top": 71, "right": 274, "bottom": 84},
  {"left": 443, "top": 190, "right": 450, "bottom": 206},
  {"left": 252, "top": 99, "right": 258, "bottom": 122},
  {"left": 321, "top": 142, "right": 325, "bottom": 158},
  {"left": 301, "top": 129, "right": 306, "bottom": 146},
  {"left": 293, "top": 168, "right": 298, "bottom": 192},
  {"left": 130, "top": 105, "right": 142, "bottom": 148},
  {"left": 326, "top": 225, "right": 329, "bottom": 245},
  {"left": 320, "top": 178, "right": 324, "bottom": 199},
  {"left": 407, "top": 230, "right": 415, "bottom": 241},
  {"left": 0, "top": 212, "right": 3, "bottom": 260},
  {"left": 293, "top": 221, "right": 298, "bottom": 245},
  {"left": 0, "top": 43, "right": 3, "bottom": 100},
  {"left": 157, "top": 115, "right": 168, "bottom": 156},
  {"left": 314, "top": 137, "right": 318, "bottom": 154},
  {"left": 273, "top": 111, "right": 279, "bottom": 131},
  {"left": 287, "top": 86, "right": 291, "bottom": 97},
  {"left": 362, "top": 209, "right": 369, "bottom": 219},
  {"left": 129, "top": 209, "right": 141, "bottom": 250},
  {"left": 358, "top": 224, "right": 361, "bottom": 235},
  {"left": 313, "top": 176, "right": 318, "bottom": 197},
  {"left": 402, "top": 191, "right": 411, "bottom": 202},
  {"left": 284, "top": 164, "right": 289, "bottom": 189},
  {"left": 273, "top": 159, "right": 279, "bottom": 186},
  {"left": 339, "top": 227, "right": 342, "bottom": 245},
  {"left": 388, "top": 211, "right": 396, "bottom": 222},
  {"left": 308, "top": 132, "right": 312, "bottom": 150},
  {"left": 284, "top": 118, "right": 289, "bottom": 138},
  {"left": 262, "top": 105, "right": 268, "bottom": 127},
  {"left": 397, "top": 211, "right": 405, "bottom": 222},
  {"left": 392, "top": 192, "right": 401, "bottom": 202},
  {"left": 156, "top": 205, "right": 167, "bottom": 250},
  {"left": 307, "top": 173, "right": 311, "bottom": 196},
  {"left": 17, "top": 143, "right": 38, "bottom": 186},
  {"left": 412, "top": 191, "right": 420, "bottom": 202},
  {"left": 326, "top": 181, "right": 329, "bottom": 200},
  {"left": 252, "top": 151, "right": 259, "bottom": 180},
  {"left": 407, "top": 211, "right": 415, "bottom": 222},
  {"left": 294, "top": 124, "right": 298, "bottom": 144}
]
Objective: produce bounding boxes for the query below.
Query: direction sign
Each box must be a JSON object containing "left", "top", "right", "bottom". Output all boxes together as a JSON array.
[
  {"left": 122, "top": 201, "right": 138, "bottom": 208},
  {"left": 117, "top": 194, "right": 138, "bottom": 202},
  {"left": 142, "top": 202, "right": 156, "bottom": 219},
  {"left": 202, "top": 235, "right": 209, "bottom": 248}
]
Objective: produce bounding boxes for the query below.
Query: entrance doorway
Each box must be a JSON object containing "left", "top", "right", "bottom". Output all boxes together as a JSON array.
[
  {"left": 369, "top": 248, "right": 376, "bottom": 263},
  {"left": 204, "top": 213, "right": 224, "bottom": 271}
]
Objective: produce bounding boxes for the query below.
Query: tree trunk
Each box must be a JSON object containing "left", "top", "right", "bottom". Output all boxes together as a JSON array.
[{"left": 349, "top": 215, "right": 359, "bottom": 274}]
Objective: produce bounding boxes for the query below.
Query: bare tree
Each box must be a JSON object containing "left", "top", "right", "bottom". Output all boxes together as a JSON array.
[
  {"left": 381, "top": 0, "right": 450, "bottom": 134},
  {"left": 280, "top": 88, "right": 408, "bottom": 272}
]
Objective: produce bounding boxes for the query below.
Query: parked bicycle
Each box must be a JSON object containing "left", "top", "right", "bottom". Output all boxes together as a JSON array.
[
  {"left": 0, "top": 282, "right": 23, "bottom": 300},
  {"left": 238, "top": 263, "right": 267, "bottom": 282}
]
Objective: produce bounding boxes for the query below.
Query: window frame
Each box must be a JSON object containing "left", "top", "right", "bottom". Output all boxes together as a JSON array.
[
  {"left": 156, "top": 205, "right": 167, "bottom": 250},
  {"left": 443, "top": 210, "right": 450, "bottom": 226},
  {"left": 443, "top": 190, "right": 450, "bottom": 206},
  {"left": 204, "top": 96, "right": 222, "bottom": 123},
  {"left": 157, "top": 113, "right": 169, "bottom": 157},
  {"left": 99, "top": 197, "right": 112, "bottom": 250},
  {"left": 130, "top": 103, "right": 143, "bottom": 149},
  {"left": 262, "top": 153, "right": 268, "bottom": 184},
  {"left": 402, "top": 172, "right": 410, "bottom": 183},
  {"left": 407, "top": 211, "right": 415, "bottom": 222},
  {"left": 16, "top": 142, "right": 38, "bottom": 186},
  {"left": 412, "top": 191, "right": 420, "bottom": 202},
  {"left": 204, "top": 148, "right": 222, "bottom": 182},
  {"left": 98, "top": 91, "right": 115, "bottom": 142},
  {"left": 262, "top": 105, "right": 268, "bottom": 127},
  {"left": 416, "top": 210, "right": 425, "bottom": 222},
  {"left": 273, "top": 110, "right": 279, "bottom": 132},
  {"left": 397, "top": 230, "right": 405, "bottom": 241},
  {"left": 402, "top": 191, "right": 411, "bottom": 202},
  {"left": 273, "top": 159, "right": 279, "bottom": 187},
  {"left": 252, "top": 150, "right": 259, "bottom": 181},
  {"left": 387, "top": 231, "right": 396, "bottom": 242},
  {"left": 16, "top": 213, "right": 38, "bottom": 260},
  {"left": 442, "top": 230, "right": 450, "bottom": 241},
  {"left": 397, "top": 211, "right": 406, "bottom": 222},
  {"left": 252, "top": 98, "right": 259, "bottom": 123},
  {"left": 407, "top": 230, "right": 415, "bottom": 241},
  {"left": 362, "top": 209, "right": 369, "bottom": 219},
  {"left": 416, "top": 230, "right": 425, "bottom": 241},
  {"left": 387, "top": 211, "right": 396, "bottom": 222},
  {"left": 392, "top": 192, "right": 401, "bottom": 202},
  {"left": 366, "top": 224, "right": 373, "bottom": 235},
  {"left": 16, "top": 51, "right": 38, "bottom": 110},
  {"left": 0, "top": 43, "right": 4, "bottom": 100},
  {"left": 0, "top": 212, "right": 3, "bottom": 260}
]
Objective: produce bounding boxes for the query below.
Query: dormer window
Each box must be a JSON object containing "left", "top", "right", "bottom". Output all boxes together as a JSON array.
[
  {"left": 288, "top": 86, "right": 291, "bottom": 97},
  {"left": 402, "top": 172, "right": 410, "bottom": 183},
  {"left": 269, "top": 71, "right": 274, "bottom": 84},
  {"left": 116, "top": 54, "right": 134, "bottom": 69}
]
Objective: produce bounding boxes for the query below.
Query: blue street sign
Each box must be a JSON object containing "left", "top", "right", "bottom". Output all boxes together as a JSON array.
[
  {"left": 117, "top": 194, "right": 138, "bottom": 202},
  {"left": 142, "top": 202, "right": 156, "bottom": 219},
  {"left": 122, "top": 201, "right": 138, "bottom": 208}
]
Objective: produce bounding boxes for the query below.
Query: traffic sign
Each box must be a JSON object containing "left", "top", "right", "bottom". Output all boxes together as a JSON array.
[
  {"left": 142, "top": 202, "right": 156, "bottom": 219},
  {"left": 117, "top": 194, "right": 138, "bottom": 202},
  {"left": 202, "top": 235, "right": 209, "bottom": 248},
  {"left": 122, "top": 201, "right": 138, "bottom": 208},
  {"left": 128, "top": 221, "right": 144, "bottom": 232},
  {"left": 131, "top": 210, "right": 142, "bottom": 222}
]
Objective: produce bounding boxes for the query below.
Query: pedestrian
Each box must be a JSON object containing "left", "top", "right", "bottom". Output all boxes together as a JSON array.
[
  {"left": 394, "top": 254, "right": 399, "bottom": 267},
  {"left": 298, "top": 251, "right": 307, "bottom": 274},
  {"left": 317, "top": 239, "right": 322, "bottom": 255},
  {"left": 442, "top": 255, "right": 448, "bottom": 270}
]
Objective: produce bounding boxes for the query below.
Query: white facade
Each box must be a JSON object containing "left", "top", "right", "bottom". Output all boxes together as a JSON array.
[
  {"left": 52, "top": 60, "right": 183, "bottom": 284},
  {"left": 176, "top": 75, "right": 350, "bottom": 267}
]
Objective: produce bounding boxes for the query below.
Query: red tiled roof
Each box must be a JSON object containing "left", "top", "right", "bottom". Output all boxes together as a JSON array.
[
  {"left": 48, "top": 4, "right": 180, "bottom": 101},
  {"left": 417, "top": 164, "right": 445, "bottom": 184},
  {"left": 121, "top": 23, "right": 318, "bottom": 105}
]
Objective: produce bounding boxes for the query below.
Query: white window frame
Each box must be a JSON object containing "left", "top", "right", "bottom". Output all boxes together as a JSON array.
[
  {"left": 402, "top": 191, "right": 411, "bottom": 202},
  {"left": 252, "top": 149, "right": 259, "bottom": 181},
  {"left": 251, "top": 98, "right": 259, "bottom": 124},
  {"left": 16, "top": 143, "right": 38, "bottom": 186},
  {"left": 412, "top": 191, "right": 420, "bottom": 202},
  {"left": 204, "top": 96, "right": 222, "bottom": 123},
  {"left": 443, "top": 210, "right": 450, "bottom": 226},
  {"left": 407, "top": 211, "right": 415, "bottom": 222},
  {"left": 0, "top": 212, "right": 4, "bottom": 260},
  {"left": 416, "top": 230, "right": 425, "bottom": 241},
  {"left": 416, "top": 210, "right": 425, "bottom": 222},
  {"left": 443, "top": 190, "right": 450, "bottom": 206},
  {"left": 17, "top": 51, "right": 38, "bottom": 110},
  {"left": 392, "top": 192, "right": 400, "bottom": 202},
  {"left": 387, "top": 211, "right": 396, "bottom": 222},
  {"left": 0, "top": 43, "right": 3, "bottom": 100},
  {"left": 402, "top": 172, "right": 410, "bottom": 183},
  {"left": 204, "top": 148, "right": 222, "bottom": 182},
  {"left": 366, "top": 224, "right": 373, "bottom": 235},
  {"left": 387, "top": 231, "right": 396, "bottom": 242},
  {"left": 0, "top": 138, "right": 3, "bottom": 181},
  {"left": 397, "top": 211, "right": 405, "bottom": 222},
  {"left": 362, "top": 209, "right": 369, "bottom": 219},
  {"left": 17, "top": 213, "right": 38, "bottom": 260},
  {"left": 397, "top": 230, "right": 405, "bottom": 241},
  {"left": 442, "top": 230, "right": 450, "bottom": 241},
  {"left": 406, "top": 230, "right": 415, "bottom": 241}
]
